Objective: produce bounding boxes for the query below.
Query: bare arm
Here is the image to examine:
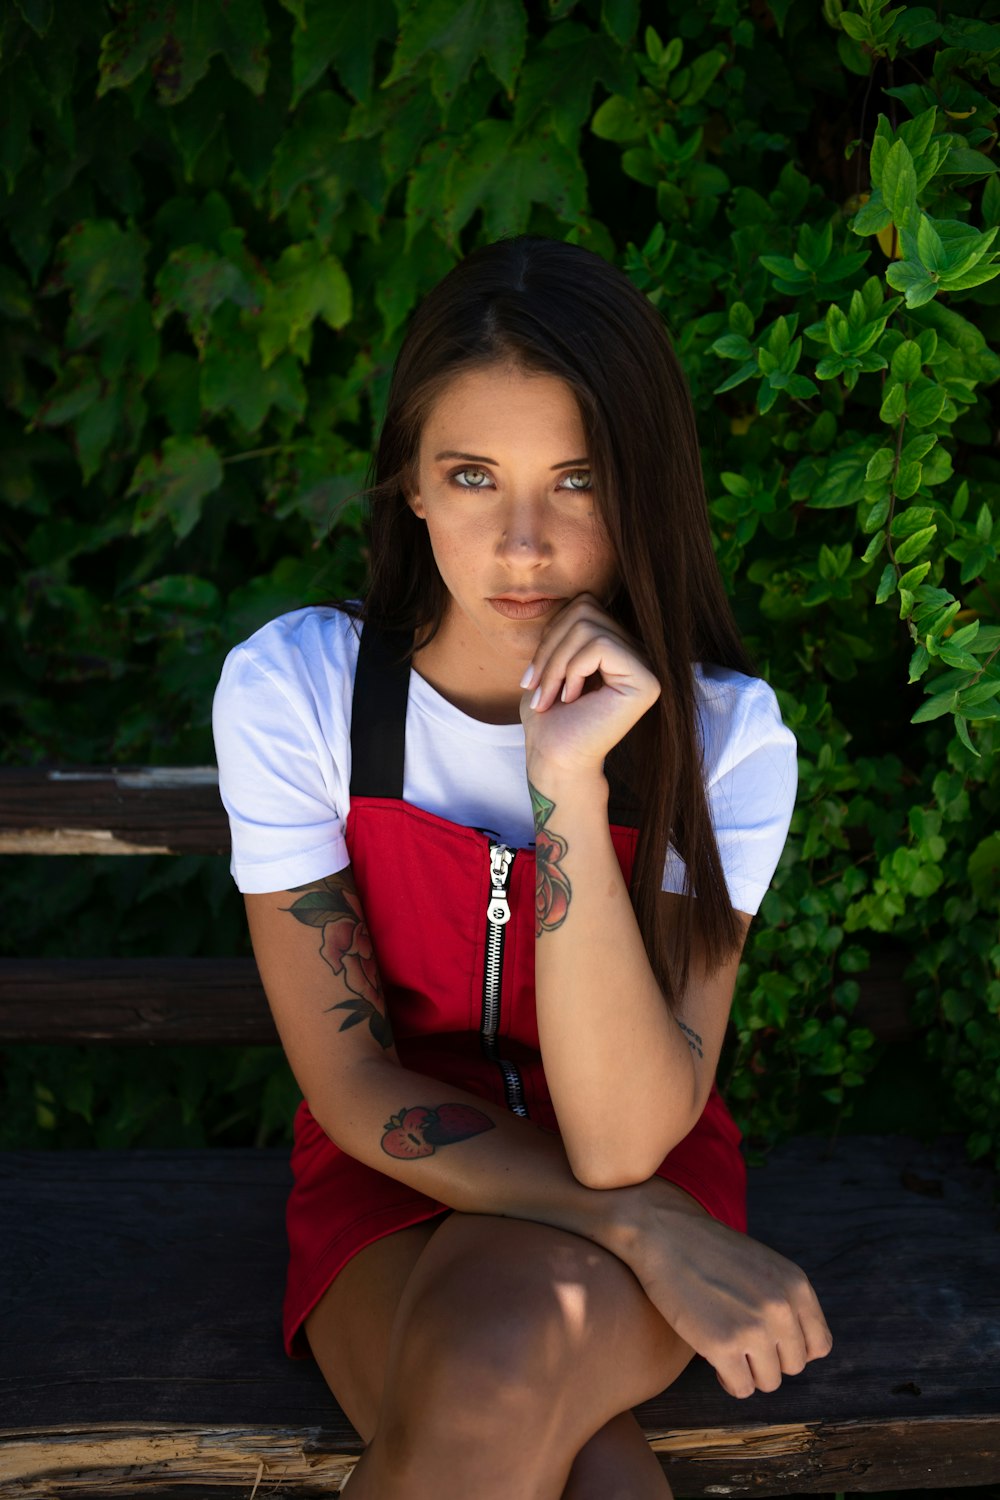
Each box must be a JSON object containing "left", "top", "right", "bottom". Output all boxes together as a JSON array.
[
  {"left": 529, "top": 764, "right": 752, "bottom": 1188},
  {"left": 245, "top": 864, "right": 832, "bottom": 1398},
  {"left": 244, "top": 866, "right": 647, "bottom": 1248}
]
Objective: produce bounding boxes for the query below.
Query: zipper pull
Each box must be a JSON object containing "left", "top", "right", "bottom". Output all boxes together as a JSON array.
[{"left": 487, "top": 842, "right": 514, "bottom": 926}]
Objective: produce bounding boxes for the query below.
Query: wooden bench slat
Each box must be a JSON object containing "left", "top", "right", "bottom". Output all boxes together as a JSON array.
[
  {"left": 0, "top": 957, "right": 910, "bottom": 1045},
  {"left": 1, "top": 1135, "right": 997, "bottom": 1494},
  {"left": 0, "top": 958, "right": 275, "bottom": 1044},
  {"left": 0, "top": 768, "right": 228, "bottom": 856}
]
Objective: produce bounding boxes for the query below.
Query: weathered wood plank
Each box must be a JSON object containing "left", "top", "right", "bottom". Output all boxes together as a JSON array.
[
  {"left": 0, "top": 1137, "right": 997, "bottom": 1493},
  {"left": 1, "top": 1415, "right": 997, "bottom": 1496},
  {"left": 0, "top": 768, "right": 228, "bottom": 856},
  {"left": 0, "top": 958, "right": 275, "bottom": 1044},
  {"left": 0, "top": 956, "right": 910, "bottom": 1045}
]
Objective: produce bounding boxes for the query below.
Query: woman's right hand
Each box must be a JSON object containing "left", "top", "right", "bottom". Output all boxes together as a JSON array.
[{"left": 613, "top": 1180, "right": 834, "bottom": 1399}]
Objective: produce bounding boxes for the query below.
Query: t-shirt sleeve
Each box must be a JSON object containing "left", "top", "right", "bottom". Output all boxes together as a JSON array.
[
  {"left": 662, "top": 680, "right": 797, "bottom": 915},
  {"left": 212, "top": 643, "right": 350, "bottom": 894}
]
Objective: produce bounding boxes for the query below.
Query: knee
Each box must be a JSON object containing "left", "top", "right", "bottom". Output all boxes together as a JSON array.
[{"left": 389, "top": 1239, "right": 605, "bottom": 1422}]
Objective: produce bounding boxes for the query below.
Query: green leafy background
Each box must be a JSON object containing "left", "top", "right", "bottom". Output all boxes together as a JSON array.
[{"left": 2, "top": 0, "right": 999, "bottom": 1178}]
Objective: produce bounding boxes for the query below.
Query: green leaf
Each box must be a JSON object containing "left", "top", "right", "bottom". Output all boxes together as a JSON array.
[
  {"left": 906, "top": 380, "right": 946, "bottom": 428},
  {"left": 890, "top": 506, "right": 935, "bottom": 537},
  {"left": 47, "top": 221, "right": 145, "bottom": 322},
  {"left": 442, "top": 119, "right": 586, "bottom": 244},
  {"left": 894, "top": 524, "right": 937, "bottom": 565},
  {"left": 890, "top": 340, "right": 922, "bottom": 384},
  {"left": 968, "top": 833, "right": 1000, "bottom": 904},
  {"left": 894, "top": 460, "right": 923, "bottom": 500},
  {"left": 882, "top": 139, "right": 918, "bottom": 230},
  {"left": 128, "top": 436, "right": 224, "bottom": 542},
  {"left": 256, "top": 243, "right": 352, "bottom": 368},
  {"left": 898, "top": 561, "right": 932, "bottom": 590},
  {"left": 98, "top": 0, "right": 270, "bottom": 103},
  {"left": 713, "top": 333, "right": 753, "bottom": 359},
  {"left": 591, "top": 94, "right": 643, "bottom": 142},
  {"left": 383, "top": 0, "right": 528, "bottom": 108},
  {"left": 810, "top": 447, "right": 870, "bottom": 509},
  {"left": 879, "top": 382, "right": 907, "bottom": 423},
  {"left": 201, "top": 306, "right": 307, "bottom": 433},
  {"left": 861, "top": 530, "right": 885, "bottom": 565},
  {"left": 729, "top": 301, "right": 754, "bottom": 338},
  {"left": 875, "top": 562, "right": 897, "bottom": 604},
  {"left": 915, "top": 215, "right": 944, "bottom": 272},
  {"left": 601, "top": 0, "right": 639, "bottom": 46},
  {"left": 952, "top": 714, "right": 980, "bottom": 758},
  {"left": 885, "top": 260, "right": 938, "bottom": 308},
  {"left": 153, "top": 246, "right": 260, "bottom": 345},
  {"left": 911, "top": 689, "right": 958, "bottom": 723},
  {"left": 289, "top": 0, "right": 396, "bottom": 106}
]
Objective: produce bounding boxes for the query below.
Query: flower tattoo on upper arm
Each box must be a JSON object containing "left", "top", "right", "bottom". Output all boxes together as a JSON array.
[
  {"left": 530, "top": 782, "right": 572, "bottom": 938},
  {"left": 283, "top": 873, "right": 394, "bottom": 1049}
]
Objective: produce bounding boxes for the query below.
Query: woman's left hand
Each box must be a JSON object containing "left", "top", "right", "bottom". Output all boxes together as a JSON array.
[{"left": 519, "top": 593, "right": 661, "bottom": 777}]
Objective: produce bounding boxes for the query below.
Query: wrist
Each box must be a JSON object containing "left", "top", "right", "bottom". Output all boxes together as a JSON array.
[
  {"left": 590, "top": 1178, "right": 711, "bottom": 1272},
  {"left": 525, "top": 761, "right": 610, "bottom": 799}
]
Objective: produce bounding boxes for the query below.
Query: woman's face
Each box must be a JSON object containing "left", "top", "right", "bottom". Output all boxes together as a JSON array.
[{"left": 407, "top": 364, "right": 620, "bottom": 661}]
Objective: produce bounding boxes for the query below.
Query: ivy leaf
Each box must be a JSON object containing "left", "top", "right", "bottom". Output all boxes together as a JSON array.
[
  {"left": 384, "top": 0, "right": 528, "bottom": 109},
  {"left": 288, "top": 0, "right": 397, "bottom": 106},
  {"left": 256, "top": 242, "right": 353, "bottom": 368},
  {"left": 33, "top": 356, "right": 101, "bottom": 429},
  {"left": 45, "top": 221, "right": 145, "bottom": 322},
  {"left": 201, "top": 305, "right": 307, "bottom": 434},
  {"left": 518, "top": 24, "right": 636, "bottom": 149},
  {"left": 98, "top": 0, "right": 270, "bottom": 104},
  {"left": 153, "top": 246, "right": 261, "bottom": 347},
  {"left": 128, "top": 436, "right": 223, "bottom": 542},
  {"left": 442, "top": 120, "right": 587, "bottom": 244}
]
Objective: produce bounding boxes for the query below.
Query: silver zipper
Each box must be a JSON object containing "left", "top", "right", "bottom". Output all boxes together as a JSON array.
[{"left": 480, "top": 836, "right": 529, "bottom": 1117}]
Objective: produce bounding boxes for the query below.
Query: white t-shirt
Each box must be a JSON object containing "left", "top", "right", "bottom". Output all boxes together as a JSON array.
[{"left": 212, "top": 604, "right": 798, "bottom": 913}]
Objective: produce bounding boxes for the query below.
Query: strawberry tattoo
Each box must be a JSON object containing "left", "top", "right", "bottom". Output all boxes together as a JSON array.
[{"left": 381, "top": 1103, "right": 495, "bottom": 1159}]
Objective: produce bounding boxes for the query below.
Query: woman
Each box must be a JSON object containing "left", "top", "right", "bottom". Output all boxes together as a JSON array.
[{"left": 213, "top": 234, "right": 832, "bottom": 1499}]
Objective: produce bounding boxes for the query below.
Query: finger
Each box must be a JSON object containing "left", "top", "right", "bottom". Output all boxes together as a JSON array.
[
  {"left": 776, "top": 1330, "right": 809, "bottom": 1377},
  {"left": 746, "top": 1345, "right": 783, "bottom": 1394},
  {"left": 528, "top": 613, "right": 631, "bottom": 687},
  {"left": 531, "top": 630, "right": 631, "bottom": 710},
  {"left": 795, "top": 1288, "right": 834, "bottom": 1361},
  {"left": 717, "top": 1353, "right": 755, "bottom": 1400}
]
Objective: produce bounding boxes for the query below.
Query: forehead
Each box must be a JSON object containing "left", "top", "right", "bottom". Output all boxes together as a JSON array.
[{"left": 421, "top": 365, "right": 585, "bottom": 448}]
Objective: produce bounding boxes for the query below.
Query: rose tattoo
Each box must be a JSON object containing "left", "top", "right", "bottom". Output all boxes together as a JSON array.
[{"left": 284, "top": 874, "right": 394, "bottom": 1049}]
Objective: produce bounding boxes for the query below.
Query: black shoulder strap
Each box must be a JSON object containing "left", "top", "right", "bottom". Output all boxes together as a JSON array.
[
  {"left": 349, "top": 618, "right": 410, "bottom": 799},
  {"left": 349, "top": 615, "right": 640, "bottom": 828}
]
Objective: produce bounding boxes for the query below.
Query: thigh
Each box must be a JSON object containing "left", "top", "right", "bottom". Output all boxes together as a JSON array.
[
  {"left": 380, "top": 1212, "right": 697, "bottom": 1441},
  {"left": 303, "top": 1217, "right": 449, "bottom": 1440}
]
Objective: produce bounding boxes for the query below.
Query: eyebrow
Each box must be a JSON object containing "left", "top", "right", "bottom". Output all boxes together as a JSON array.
[{"left": 434, "top": 450, "right": 589, "bottom": 469}]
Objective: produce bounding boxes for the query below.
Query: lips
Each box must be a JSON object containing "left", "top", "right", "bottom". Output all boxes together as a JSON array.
[{"left": 488, "top": 596, "right": 561, "bottom": 619}]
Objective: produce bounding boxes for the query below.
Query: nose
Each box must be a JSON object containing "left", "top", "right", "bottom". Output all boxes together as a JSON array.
[{"left": 495, "top": 496, "right": 551, "bottom": 562}]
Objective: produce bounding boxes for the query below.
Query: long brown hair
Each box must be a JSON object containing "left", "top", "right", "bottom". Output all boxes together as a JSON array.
[{"left": 339, "top": 235, "right": 758, "bottom": 1006}]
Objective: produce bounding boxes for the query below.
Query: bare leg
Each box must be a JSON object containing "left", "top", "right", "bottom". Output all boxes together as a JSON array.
[{"left": 325, "top": 1212, "right": 696, "bottom": 1500}]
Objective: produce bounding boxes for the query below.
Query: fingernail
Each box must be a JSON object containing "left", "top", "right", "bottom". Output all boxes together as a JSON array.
[
  {"left": 530, "top": 686, "right": 541, "bottom": 710},
  {"left": 519, "top": 665, "right": 535, "bottom": 689}
]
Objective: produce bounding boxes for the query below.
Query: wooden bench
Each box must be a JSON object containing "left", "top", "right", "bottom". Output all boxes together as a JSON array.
[{"left": 1, "top": 766, "right": 998, "bottom": 1497}]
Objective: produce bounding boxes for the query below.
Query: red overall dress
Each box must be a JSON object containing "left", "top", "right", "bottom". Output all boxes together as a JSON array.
[{"left": 283, "top": 616, "right": 747, "bottom": 1360}]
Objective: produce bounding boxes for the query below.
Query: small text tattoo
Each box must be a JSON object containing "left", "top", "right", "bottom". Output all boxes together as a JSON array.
[
  {"left": 283, "top": 874, "right": 394, "bottom": 1049},
  {"left": 529, "top": 781, "right": 572, "bottom": 937},
  {"left": 675, "top": 1017, "right": 704, "bottom": 1059},
  {"left": 381, "top": 1104, "right": 495, "bottom": 1159}
]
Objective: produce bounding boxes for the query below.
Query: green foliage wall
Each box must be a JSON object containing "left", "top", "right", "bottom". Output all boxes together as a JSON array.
[{"left": 1, "top": 0, "right": 998, "bottom": 1162}]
